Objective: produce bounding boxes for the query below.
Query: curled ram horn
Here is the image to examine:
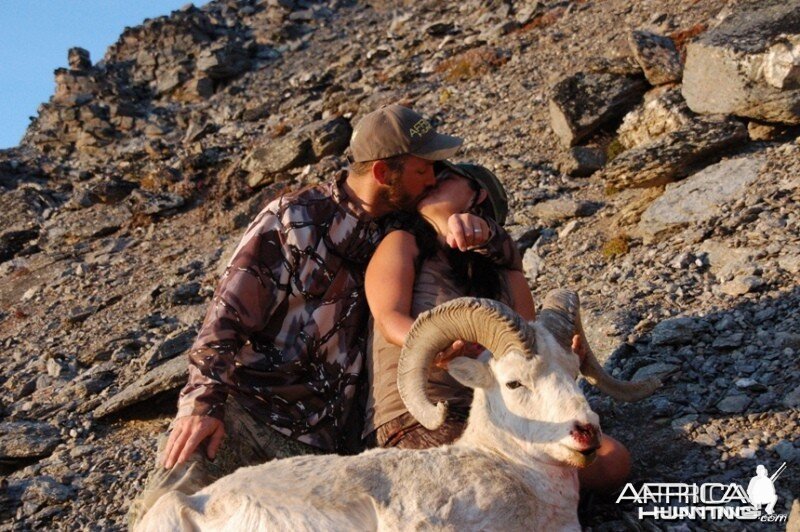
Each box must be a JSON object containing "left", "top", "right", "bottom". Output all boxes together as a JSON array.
[
  {"left": 397, "top": 297, "right": 535, "bottom": 430},
  {"left": 538, "top": 288, "right": 661, "bottom": 402}
]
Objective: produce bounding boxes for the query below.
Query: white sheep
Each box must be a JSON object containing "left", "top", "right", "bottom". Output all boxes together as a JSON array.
[{"left": 137, "top": 289, "right": 660, "bottom": 531}]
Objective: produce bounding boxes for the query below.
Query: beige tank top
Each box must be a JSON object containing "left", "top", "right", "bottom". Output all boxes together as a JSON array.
[{"left": 364, "top": 248, "right": 513, "bottom": 436}]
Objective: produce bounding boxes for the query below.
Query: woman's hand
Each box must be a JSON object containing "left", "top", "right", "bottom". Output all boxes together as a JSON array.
[
  {"left": 572, "top": 334, "right": 588, "bottom": 365},
  {"left": 434, "top": 339, "right": 485, "bottom": 369},
  {"left": 446, "top": 213, "right": 490, "bottom": 251}
]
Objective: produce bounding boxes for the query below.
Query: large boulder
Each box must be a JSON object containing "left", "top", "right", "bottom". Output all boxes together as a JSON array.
[
  {"left": 617, "top": 86, "right": 695, "bottom": 150},
  {"left": 638, "top": 157, "right": 765, "bottom": 240},
  {"left": 602, "top": 116, "right": 748, "bottom": 190},
  {"left": 549, "top": 70, "right": 647, "bottom": 147},
  {"left": 93, "top": 356, "right": 187, "bottom": 418},
  {"left": 0, "top": 421, "right": 61, "bottom": 459},
  {"left": 243, "top": 117, "right": 351, "bottom": 188},
  {"left": 682, "top": 0, "right": 800, "bottom": 125},
  {"left": 628, "top": 30, "right": 682, "bottom": 86}
]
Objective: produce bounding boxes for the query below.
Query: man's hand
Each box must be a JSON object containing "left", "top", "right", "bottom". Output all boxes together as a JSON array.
[
  {"left": 161, "top": 415, "right": 225, "bottom": 469},
  {"left": 434, "top": 339, "right": 485, "bottom": 369},
  {"left": 446, "top": 214, "right": 490, "bottom": 251}
]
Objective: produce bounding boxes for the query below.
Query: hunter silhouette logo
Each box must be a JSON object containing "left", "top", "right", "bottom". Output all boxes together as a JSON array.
[
  {"left": 616, "top": 462, "right": 788, "bottom": 523},
  {"left": 747, "top": 463, "right": 785, "bottom": 516}
]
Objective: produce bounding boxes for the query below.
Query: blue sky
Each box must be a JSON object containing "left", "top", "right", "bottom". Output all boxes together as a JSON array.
[{"left": 0, "top": 1, "right": 193, "bottom": 149}]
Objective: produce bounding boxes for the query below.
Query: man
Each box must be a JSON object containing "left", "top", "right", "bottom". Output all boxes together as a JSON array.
[{"left": 127, "top": 104, "right": 521, "bottom": 528}]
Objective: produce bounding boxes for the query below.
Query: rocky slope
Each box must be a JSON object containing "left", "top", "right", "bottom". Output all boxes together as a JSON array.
[{"left": 0, "top": 0, "right": 798, "bottom": 530}]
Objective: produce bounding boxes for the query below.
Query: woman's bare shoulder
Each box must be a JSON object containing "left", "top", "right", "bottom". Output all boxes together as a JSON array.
[{"left": 374, "top": 229, "right": 419, "bottom": 255}]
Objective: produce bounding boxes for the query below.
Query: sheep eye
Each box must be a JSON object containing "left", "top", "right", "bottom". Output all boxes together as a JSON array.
[{"left": 505, "top": 381, "right": 522, "bottom": 390}]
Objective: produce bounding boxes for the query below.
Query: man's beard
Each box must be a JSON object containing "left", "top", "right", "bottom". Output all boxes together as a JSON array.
[{"left": 377, "top": 172, "right": 416, "bottom": 211}]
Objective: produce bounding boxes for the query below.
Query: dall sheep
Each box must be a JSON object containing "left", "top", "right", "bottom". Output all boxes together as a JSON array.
[{"left": 138, "top": 289, "right": 660, "bottom": 532}]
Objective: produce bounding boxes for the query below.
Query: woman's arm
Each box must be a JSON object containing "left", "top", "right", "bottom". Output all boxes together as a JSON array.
[
  {"left": 365, "top": 230, "right": 420, "bottom": 347},
  {"left": 507, "top": 270, "right": 536, "bottom": 321}
]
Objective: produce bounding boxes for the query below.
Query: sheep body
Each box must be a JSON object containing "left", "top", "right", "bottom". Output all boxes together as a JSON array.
[{"left": 142, "top": 444, "right": 578, "bottom": 532}]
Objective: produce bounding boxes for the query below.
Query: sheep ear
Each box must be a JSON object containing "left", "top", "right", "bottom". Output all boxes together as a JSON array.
[{"left": 447, "top": 357, "right": 493, "bottom": 389}]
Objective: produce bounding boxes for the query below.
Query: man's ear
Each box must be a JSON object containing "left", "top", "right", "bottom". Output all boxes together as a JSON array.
[
  {"left": 372, "top": 160, "right": 389, "bottom": 185},
  {"left": 447, "top": 357, "right": 494, "bottom": 389}
]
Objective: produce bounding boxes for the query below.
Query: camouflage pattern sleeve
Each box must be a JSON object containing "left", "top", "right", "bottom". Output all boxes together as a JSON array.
[
  {"left": 473, "top": 218, "right": 523, "bottom": 271},
  {"left": 176, "top": 206, "right": 290, "bottom": 421}
]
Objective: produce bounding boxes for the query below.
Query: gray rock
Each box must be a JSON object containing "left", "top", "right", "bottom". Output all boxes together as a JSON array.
[
  {"left": 617, "top": 86, "right": 694, "bottom": 150},
  {"left": 651, "top": 317, "right": 706, "bottom": 346},
  {"left": 37, "top": 204, "right": 132, "bottom": 252},
  {"left": 143, "top": 327, "right": 197, "bottom": 369},
  {"left": 698, "top": 240, "right": 757, "bottom": 279},
  {"left": 0, "top": 421, "right": 61, "bottom": 459},
  {"left": 628, "top": 30, "right": 682, "bottom": 85},
  {"left": 243, "top": 134, "right": 313, "bottom": 188},
  {"left": 713, "top": 332, "right": 745, "bottom": 349},
  {"left": 682, "top": 0, "right": 800, "bottom": 125},
  {"left": 557, "top": 146, "right": 606, "bottom": 177},
  {"left": 773, "top": 440, "right": 799, "bottom": 462},
  {"left": 720, "top": 275, "right": 764, "bottom": 296},
  {"left": 735, "top": 378, "right": 767, "bottom": 392},
  {"left": 186, "top": 76, "right": 214, "bottom": 99},
  {"left": 21, "top": 475, "right": 74, "bottom": 510},
  {"left": 764, "top": 35, "right": 800, "bottom": 90},
  {"left": 549, "top": 71, "right": 647, "bottom": 147},
  {"left": 638, "top": 157, "right": 764, "bottom": 239},
  {"left": 1, "top": 228, "right": 39, "bottom": 263},
  {"left": 747, "top": 120, "right": 784, "bottom": 141},
  {"left": 197, "top": 39, "right": 250, "bottom": 80},
  {"left": 155, "top": 68, "right": 184, "bottom": 95},
  {"left": 694, "top": 433, "right": 719, "bottom": 446},
  {"left": 425, "top": 22, "right": 454, "bottom": 36},
  {"left": 522, "top": 248, "right": 544, "bottom": 280},
  {"left": 170, "top": 281, "right": 202, "bottom": 305},
  {"left": 302, "top": 117, "right": 352, "bottom": 159},
  {"left": 126, "top": 189, "right": 185, "bottom": 216},
  {"left": 515, "top": 2, "right": 540, "bottom": 25},
  {"left": 778, "top": 251, "right": 800, "bottom": 274},
  {"left": 68, "top": 47, "right": 92, "bottom": 71},
  {"left": 94, "top": 355, "right": 187, "bottom": 418},
  {"left": 717, "top": 393, "right": 751, "bottom": 413},
  {"left": 775, "top": 332, "right": 800, "bottom": 350},
  {"left": 603, "top": 117, "right": 748, "bottom": 190},
  {"left": 631, "top": 362, "right": 680, "bottom": 381},
  {"left": 531, "top": 198, "right": 598, "bottom": 223}
]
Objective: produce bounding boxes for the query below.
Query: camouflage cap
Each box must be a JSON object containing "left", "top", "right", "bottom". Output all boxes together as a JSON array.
[
  {"left": 349, "top": 104, "right": 463, "bottom": 163},
  {"left": 436, "top": 161, "right": 509, "bottom": 226}
]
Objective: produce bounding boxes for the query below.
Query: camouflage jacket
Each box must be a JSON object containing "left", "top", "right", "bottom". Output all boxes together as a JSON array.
[{"left": 177, "top": 175, "right": 522, "bottom": 452}]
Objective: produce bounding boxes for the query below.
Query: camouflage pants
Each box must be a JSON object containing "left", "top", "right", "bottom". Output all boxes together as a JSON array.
[{"left": 126, "top": 396, "right": 322, "bottom": 530}]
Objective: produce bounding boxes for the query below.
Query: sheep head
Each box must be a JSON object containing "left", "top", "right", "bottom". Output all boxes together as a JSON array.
[{"left": 397, "top": 289, "right": 660, "bottom": 468}]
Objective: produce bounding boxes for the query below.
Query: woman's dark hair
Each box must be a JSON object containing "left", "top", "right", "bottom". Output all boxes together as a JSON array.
[{"left": 381, "top": 211, "right": 505, "bottom": 300}]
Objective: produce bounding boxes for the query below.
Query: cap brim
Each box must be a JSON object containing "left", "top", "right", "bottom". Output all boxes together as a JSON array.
[{"left": 411, "top": 133, "right": 463, "bottom": 161}]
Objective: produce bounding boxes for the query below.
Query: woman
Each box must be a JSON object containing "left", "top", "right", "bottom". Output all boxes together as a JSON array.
[
  {"left": 364, "top": 161, "right": 533, "bottom": 447},
  {"left": 364, "top": 162, "right": 630, "bottom": 493}
]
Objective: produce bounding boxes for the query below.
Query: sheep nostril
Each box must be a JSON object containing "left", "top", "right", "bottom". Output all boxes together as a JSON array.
[{"left": 570, "top": 422, "right": 598, "bottom": 444}]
